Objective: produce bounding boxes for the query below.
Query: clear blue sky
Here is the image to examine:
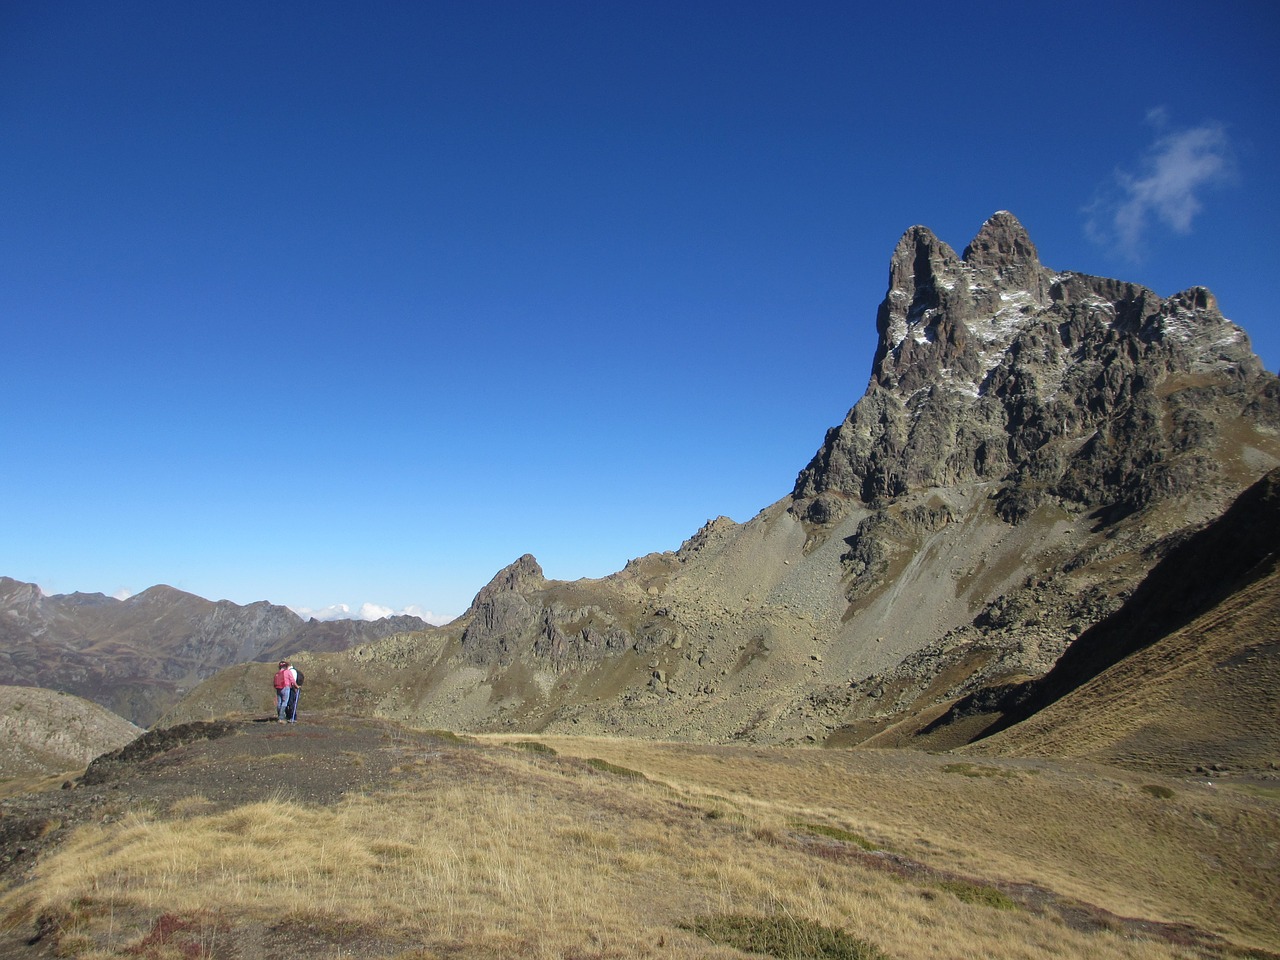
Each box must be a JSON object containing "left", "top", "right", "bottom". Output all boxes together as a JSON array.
[{"left": 3, "top": 1, "right": 1277, "bottom": 623}]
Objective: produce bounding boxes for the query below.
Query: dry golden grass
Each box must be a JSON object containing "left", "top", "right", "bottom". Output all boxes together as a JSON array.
[
  {"left": 2, "top": 735, "right": 1270, "bottom": 959},
  {"left": 486, "top": 734, "right": 1280, "bottom": 953}
]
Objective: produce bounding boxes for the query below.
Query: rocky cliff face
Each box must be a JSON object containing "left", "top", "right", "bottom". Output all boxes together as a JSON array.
[
  {"left": 167, "top": 213, "right": 1280, "bottom": 764},
  {"left": 458, "top": 553, "right": 677, "bottom": 667},
  {"left": 0, "top": 580, "right": 432, "bottom": 726},
  {"left": 793, "top": 211, "right": 1276, "bottom": 522}
]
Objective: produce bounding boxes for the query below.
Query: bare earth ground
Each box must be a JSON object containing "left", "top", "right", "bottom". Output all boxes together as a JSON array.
[{"left": 1, "top": 712, "right": 1276, "bottom": 959}]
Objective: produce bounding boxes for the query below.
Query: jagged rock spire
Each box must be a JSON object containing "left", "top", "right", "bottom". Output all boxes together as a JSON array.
[
  {"left": 872, "top": 212, "right": 1055, "bottom": 395},
  {"left": 962, "top": 210, "right": 1043, "bottom": 293},
  {"left": 793, "top": 212, "right": 1278, "bottom": 522},
  {"left": 468, "top": 554, "right": 545, "bottom": 606},
  {"left": 460, "top": 554, "right": 546, "bottom": 662}
]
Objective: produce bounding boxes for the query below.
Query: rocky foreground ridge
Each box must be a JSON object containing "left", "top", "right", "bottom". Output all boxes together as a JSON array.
[{"left": 159, "top": 214, "right": 1280, "bottom": 763}]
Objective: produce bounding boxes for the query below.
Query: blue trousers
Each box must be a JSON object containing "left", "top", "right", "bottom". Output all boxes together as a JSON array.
[{"left": 276, "top": 687, "right": 291, "bottom": 721}]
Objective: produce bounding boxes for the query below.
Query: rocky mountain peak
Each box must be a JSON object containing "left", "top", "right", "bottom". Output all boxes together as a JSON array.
[
  {"left": 467, "top": 554, "right": 545, "bottom": 608},
  {"left": 795, "top": 212, "right": 1280, "bottom": 519},
  {"left": 961, "top": 210, "right": 1042, "bottom": 285},
  {"left": 458, "top": 554, "right": 548, "bottom": 663},
  {"left": 0, "top": 576, "right": 42, "bottom": 607},
  {"left": 873, "top": 212, "right": 1055, "bottom": 397},
  {"left": 126, "top": 584, "right": 188, "bottom": 606}
]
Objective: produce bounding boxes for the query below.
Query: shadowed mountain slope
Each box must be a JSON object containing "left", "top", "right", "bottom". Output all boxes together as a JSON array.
[{"left": 949, "top": 466, "right": 1280, "bottom": 772}]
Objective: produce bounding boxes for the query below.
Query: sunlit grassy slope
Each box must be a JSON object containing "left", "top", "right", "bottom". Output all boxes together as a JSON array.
[{"left": 2, "top": 725, "right": 1275, "bottom": 959}]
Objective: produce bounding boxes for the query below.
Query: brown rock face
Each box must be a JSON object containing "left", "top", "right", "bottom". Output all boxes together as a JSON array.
[
  {"left": 459, "top": 555, "right": 546, "bottom": 662},
  {"left": 961, "top": 209, "right": 1046, "bottom": 296},
  {"left": 795, "top": 211, "right": 1279, "bottom": 520}
]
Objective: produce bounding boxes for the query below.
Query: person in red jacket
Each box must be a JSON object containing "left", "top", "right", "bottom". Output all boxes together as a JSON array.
[{"left": 274, "top": 660, "right": 294, "bottom": 723}]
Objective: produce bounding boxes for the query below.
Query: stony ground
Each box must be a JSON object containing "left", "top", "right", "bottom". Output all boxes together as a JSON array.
[{"left": 0, "top": 687, "right": 140, "bottom": 784}]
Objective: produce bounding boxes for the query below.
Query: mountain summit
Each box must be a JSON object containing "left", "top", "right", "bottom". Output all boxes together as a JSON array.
[{"left": 795, "top": 211, "right": 1273, "bottom": 522}]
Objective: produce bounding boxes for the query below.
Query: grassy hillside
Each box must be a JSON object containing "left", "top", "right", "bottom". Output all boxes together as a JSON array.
[{"left": 1, "top": 714, "right": 1274, "bottom": 959}]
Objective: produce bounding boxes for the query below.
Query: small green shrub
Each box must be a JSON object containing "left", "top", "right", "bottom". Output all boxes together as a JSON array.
[
  {"left": 936, "top": 880, "right": 1017, "bottom": 910},
  {"left": 791, "top": 821, "right": 879, "bottom": 850},
  {"left": 584, "top": 758, "right": 647, "bottom": 780},
  {"left": 1140, "top": 784, "right": 1175, "bottom": 800},
  {"left": 680, "top": 913, "right": 890, "bottom": 959},
  {"left": 512, "top": 741, "right": 557, "bottom": 756}
]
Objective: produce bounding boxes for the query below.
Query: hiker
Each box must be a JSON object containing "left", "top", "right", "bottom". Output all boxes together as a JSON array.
[
  {"left": 274, "top": 660, "right": 295, "bottom": 723},
  {"left": 286, "top": 661, "right": 304, "bottom": 723}
]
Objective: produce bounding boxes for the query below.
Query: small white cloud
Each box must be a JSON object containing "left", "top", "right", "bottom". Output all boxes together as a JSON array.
[
  {"left": 289, "top": 601, "right": 455, "bottom": 626},
  {"left": 1086, "top": 112, "right": 1236, "bottom": 260},
  {"left": 112, "top": 588, "right": 132, "bottom": 601},
  {"left": 403, "top": 605, "right": 456, "bottom": 626},
  {"left": 290, "top": 603, "right": 352, "bottom": 621},
  {"left": 357, "top": 602, "right": 395, "bottom": 621},
  {"left": 356, "top": 602, "right": 456, "bottom": 625}
]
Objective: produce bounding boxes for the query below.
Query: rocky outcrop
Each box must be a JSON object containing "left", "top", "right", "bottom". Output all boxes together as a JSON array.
[
  {"left": 0, "top": 685, "right": 141, "bottom": 779},
  {"left": 459, "top": 553, "right": 674, "bottom": 665},
  {"left": 459, "top": 555, "right": 545, "bottom": 663},
  {"left": 793, "top": 211, "right": 1276, "bottom": 521}
]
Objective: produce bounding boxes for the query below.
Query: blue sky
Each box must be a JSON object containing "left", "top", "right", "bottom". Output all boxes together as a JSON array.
[{"left": 3, "top": 1, "right": 1277, "bottom": 623}]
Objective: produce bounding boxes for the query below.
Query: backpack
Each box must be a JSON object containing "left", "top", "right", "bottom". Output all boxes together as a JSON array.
[{"left": 294, "top": 668, "right": 304, "bottom": 687}]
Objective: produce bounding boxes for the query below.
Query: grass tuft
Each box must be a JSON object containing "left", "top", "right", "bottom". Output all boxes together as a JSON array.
[
  {"left": 935, "top": 879, "right": 1017, "bottom": 910},
  {"left": 1140, "top": 784, "right": 1175, "bottom": 800},
  {"left": 512, "top": 741, "right": 557, "bottom": 756},
  {"left": 680, "top": 913, "right": 890, "bottom": 959},
  {"left": 791, "top": 821, "right": 880, "bottom": 850},
  {"left": 583, "top": 757, "right": 647, "bottom": 780}
]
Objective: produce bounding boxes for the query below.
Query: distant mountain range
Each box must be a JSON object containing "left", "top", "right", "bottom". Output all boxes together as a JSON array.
[{"left": 0, "top": 580, "right": 430, "bottom": 725}]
